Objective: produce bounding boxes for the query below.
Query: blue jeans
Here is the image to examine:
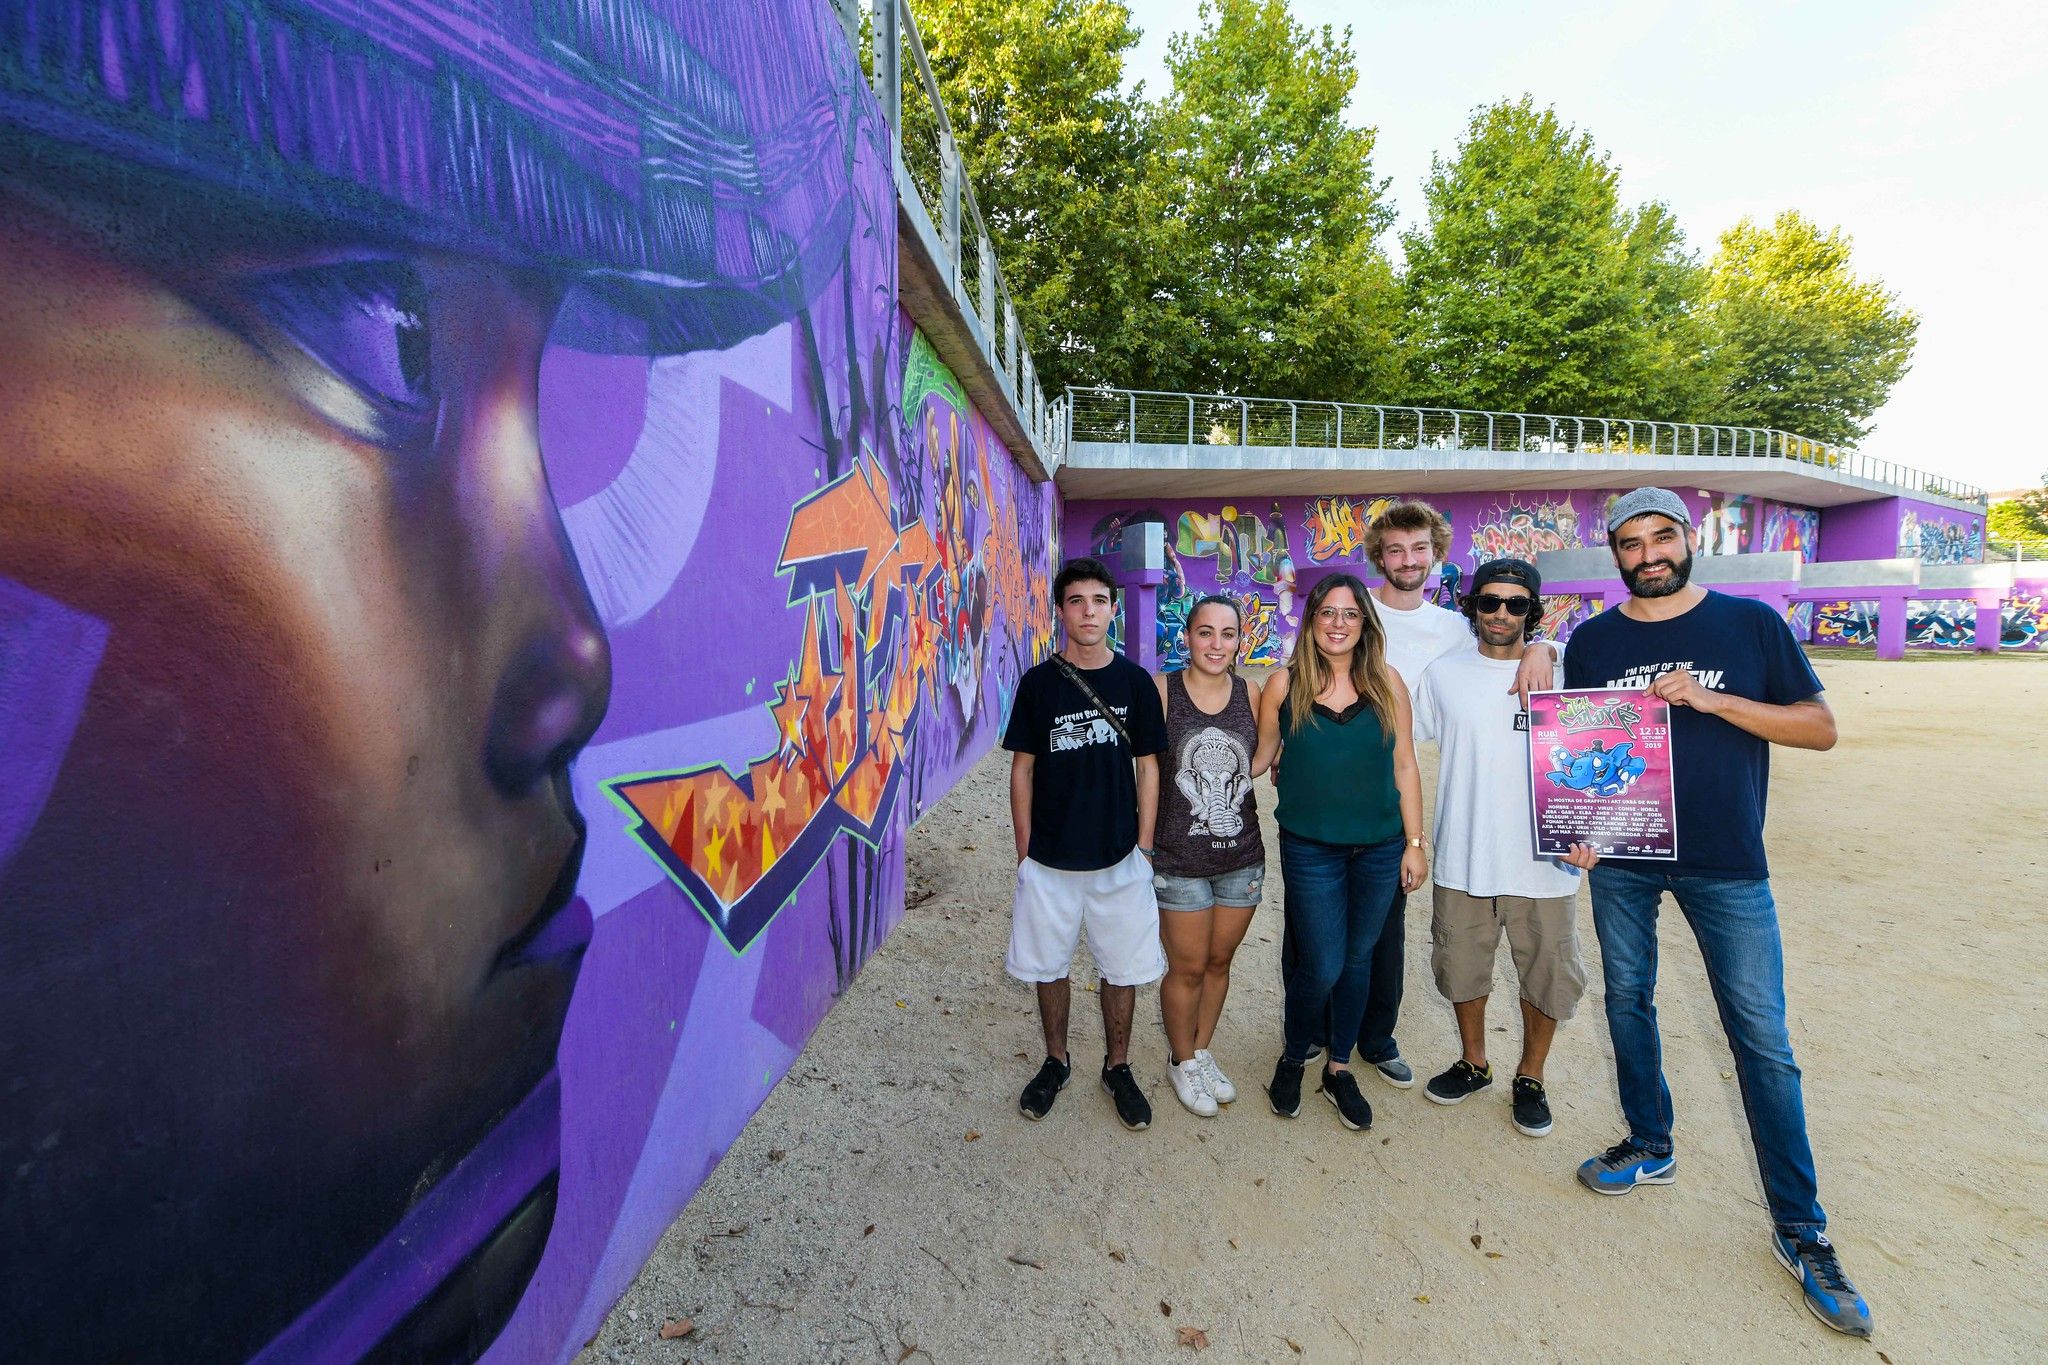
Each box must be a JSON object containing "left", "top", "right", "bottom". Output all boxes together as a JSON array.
[
  {"left": 1278, "top": 831, "right": 1402, "bottom": 1065},
  {"left": 1589, "top": 865, "right": 1827, "bottom": 1240},
  {"left": 1354, "top": 889, "right": 1406, "bottom": 1064}
]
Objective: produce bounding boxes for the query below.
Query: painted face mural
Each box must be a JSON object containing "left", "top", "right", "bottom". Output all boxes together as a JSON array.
[{"left": 0, "top": 2, "right": 999, "bottom": 1362}]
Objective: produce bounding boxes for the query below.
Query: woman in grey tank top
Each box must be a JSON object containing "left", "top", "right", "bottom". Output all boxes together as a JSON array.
[{"left": 1151, "top": 596, "right": 1271, "bottom": 1117}]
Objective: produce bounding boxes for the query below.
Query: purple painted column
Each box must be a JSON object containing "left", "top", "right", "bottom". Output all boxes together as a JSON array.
[
  {"left": 1874, "top": 588, "right": 1910, "bottom": 660},
  {"left": 1973, "top": 591, "right": 2004, "bottom": 653}
]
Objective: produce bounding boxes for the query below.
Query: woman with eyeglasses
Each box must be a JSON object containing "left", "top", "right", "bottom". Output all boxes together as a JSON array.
[
  {"left": 1150, "top": 595, "right": 1271, "bottom": 1116},
  {"left": 1253, "top": 573, "right": 1428, "bottom": 1131}
]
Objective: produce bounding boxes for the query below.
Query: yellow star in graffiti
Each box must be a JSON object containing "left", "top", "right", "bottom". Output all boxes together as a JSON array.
[{"left": 704, "top": 823, "right": 730, "bottom": 879}]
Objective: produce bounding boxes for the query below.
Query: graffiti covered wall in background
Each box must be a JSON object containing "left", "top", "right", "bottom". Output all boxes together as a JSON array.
[
  {"left": 1811, "top": 594, "right": 2048, "bottom": 650},
  {"left": 1700, "top": 493, "right": 1822, "bottom": 561},
  {"left": 1898, "top": 507, "right": 1985, "bottom": 564},
  {"left": 0, "top": 3, "right": 1055, "bottom": 1362},
  {"left": 1077, "top": 490, "right": 1620, "bottom": 667}
]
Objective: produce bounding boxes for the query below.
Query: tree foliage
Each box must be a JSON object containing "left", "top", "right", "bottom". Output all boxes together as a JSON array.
[
  {"left": 1398, "top": 98, "right": 1710, "bottom": 422},
  {"left": 1988, "top": 481, "right": 2048, "bottom": 548},
  {"left": 910, "top": 0, "right": 1150, "bottom": 397},
  {"left": 1132, "top": 0, "right": 1402, "bottom": 399},
  {"left": 908, "top": 3, "right": 1919, "bottom": 448},
  {"left": 1703, "top": 212, "right": 1919, "bottom": 445}
]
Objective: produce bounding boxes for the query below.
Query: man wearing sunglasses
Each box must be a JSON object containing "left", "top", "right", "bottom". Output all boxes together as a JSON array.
[
  {"left": 1410, "top": 560, "right": 1597, "bottom": 1139},
  {"left": 1340, "top": 503, "right": 1560, "bottom": 1092}
]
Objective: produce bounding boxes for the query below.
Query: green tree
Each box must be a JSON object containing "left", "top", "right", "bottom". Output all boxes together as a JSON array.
[
  {"left": 1987, "top": 479, "right": 2048, "bottom": 548},
  {"left": 1618, "top": 201, "right": 1723, "bottom": 422},
  {"left": 908, "top": 0, "right": 1151, "bottom": 397},
  {"left": 1129, "top": 0, "right": 1404, "bottom": 400},
  {"left": 1399, "top": 97, "right": 1699, "bottom": 425},
  {"left": 1704, "top": 212, "right": 1918, "bottom": 445}
]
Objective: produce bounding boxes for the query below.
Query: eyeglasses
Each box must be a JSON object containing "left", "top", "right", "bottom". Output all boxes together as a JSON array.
[
  {"left": 1314, "top": 607, "right": 1363, "bottom": 624},
  {"left": 1473, "top": 593, "right": 1533, "bottom": 615}
]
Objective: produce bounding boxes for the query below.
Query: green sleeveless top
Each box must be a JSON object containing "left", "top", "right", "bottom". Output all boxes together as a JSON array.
[{"left": 1274, "top": 695, "right": 1403, "bottom": 846}]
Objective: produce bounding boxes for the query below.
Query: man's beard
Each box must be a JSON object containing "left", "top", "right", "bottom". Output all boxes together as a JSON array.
[
  {"left": 1384, "top": 564, "right": 1429, "bottom": 590},
  {"left": 1622, "top": 548, "right": 1694, "bottom": 598}
]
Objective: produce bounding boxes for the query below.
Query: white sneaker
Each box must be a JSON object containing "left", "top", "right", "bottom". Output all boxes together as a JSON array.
[
  {"left": 1194, "top": 1049, "right": 1237, "bottom": 1105},
  {"left": 1169, "top": 1057, "right": 1218, "bottom": 1117}
]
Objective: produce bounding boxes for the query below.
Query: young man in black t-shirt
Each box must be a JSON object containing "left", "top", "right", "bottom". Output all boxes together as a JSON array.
[
  {"left": 1003, "top": 557, "right": 1168, "bottom": 1130},
  {"left": 1565, "top": 487, "right": 1872, "bottom": 1339}
]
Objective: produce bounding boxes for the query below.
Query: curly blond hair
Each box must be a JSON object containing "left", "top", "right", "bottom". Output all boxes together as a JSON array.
[{"left": 1363, "top": 500, "right": 1452, "bottom": 571}]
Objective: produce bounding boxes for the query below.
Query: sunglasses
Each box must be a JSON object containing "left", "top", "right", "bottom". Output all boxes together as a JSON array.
[{"left": 1473, "top": 593, "right": 1533, "bottom": 615}]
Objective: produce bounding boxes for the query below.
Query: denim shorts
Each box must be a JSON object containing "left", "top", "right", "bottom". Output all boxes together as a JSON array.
[{"left": 1153, "top": 862, "right": 1265, "bottom": 911}]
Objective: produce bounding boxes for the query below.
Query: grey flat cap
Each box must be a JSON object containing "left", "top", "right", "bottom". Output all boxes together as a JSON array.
[{"left": 1606, "top": 487, "right": 1694, "bottom": 535}]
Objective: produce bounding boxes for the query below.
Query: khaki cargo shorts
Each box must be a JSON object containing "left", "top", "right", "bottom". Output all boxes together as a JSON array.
[{"left": 1429, "top": 885, "right": 1588, "bottom": 1021}]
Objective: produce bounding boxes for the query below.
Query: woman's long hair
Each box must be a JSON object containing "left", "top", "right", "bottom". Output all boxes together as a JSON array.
[{"left": 1285, "top": 573, "right": 1397, "bottom": 736}]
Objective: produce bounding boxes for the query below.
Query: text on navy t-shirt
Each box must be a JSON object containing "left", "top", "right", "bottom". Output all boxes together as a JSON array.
[{"left": 1562, "top": 590, "right": 1822, "bottom": 879}]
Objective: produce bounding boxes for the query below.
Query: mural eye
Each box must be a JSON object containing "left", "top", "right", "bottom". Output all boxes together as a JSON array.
[{"left": 237, "top": 259, "right": 438, "bottom": 445}]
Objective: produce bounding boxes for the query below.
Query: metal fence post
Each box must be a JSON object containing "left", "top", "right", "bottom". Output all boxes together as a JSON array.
[
  {"left": 940, "top": 133, "right": 962, "bottom": 290},
  {"left": 978, "top": 238, "right": 995, "bottom": 356},
  {"left": 1290, "top": 401, "right": 1298, "bottom": 447},
  {"left": 1187, "top": 395, "right": 1195, "bottom": 444},
  {"left": 1004, "top": 299, "right": 1019, "bottom": 391},
  {"left": 1128, "top": 390, "right": 1137, "bottom": 444},
  {"left": 873, "top": 0, "right": 900, "bottom": 163},
  {"left": 1240, "top": 399, "right": 1249, "bottom": 447}
]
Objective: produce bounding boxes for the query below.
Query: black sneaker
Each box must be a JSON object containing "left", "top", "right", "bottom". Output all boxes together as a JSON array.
[
  {"left": 1100, "top": 1060, "right": 1152, "bottom": 1131},
  {"left": 1267, "top": 1056, "right": 1305, "bottom": 1117},
  {"left": 1019, "top": 1056, "right": 1070, "bottom": 1120},
  {"left": 1424, "top": 1058, "right": 1493, "bottom": 1106},
  {"left": 1511, "top": 1075, "right": 1553, "bottom": 1136},
  {"left": 1320, "top": 1066, "right": 1373, "bottom": 1131}
]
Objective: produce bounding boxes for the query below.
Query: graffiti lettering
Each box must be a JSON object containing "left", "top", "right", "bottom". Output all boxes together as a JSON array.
[
  {"left": 1302, "top": 496, "right": 1397, "bottom": 564},
  {"left": 1558, "top": 694, "right": 1643, "bottom": 738},
  {"left": 1470, "top": 498, "right": 1581, "bottom": 565}
]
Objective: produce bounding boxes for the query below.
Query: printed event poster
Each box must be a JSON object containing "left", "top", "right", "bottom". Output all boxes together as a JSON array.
[{"left": 1527, "top": 689, "right": 1678, "bottom": 861}]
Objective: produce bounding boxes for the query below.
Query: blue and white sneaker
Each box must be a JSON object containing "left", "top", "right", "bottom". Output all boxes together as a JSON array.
[
  {"left": 1575, "top": 1137, "right": 1677, "bottom": 1195},
  {"left": 1771, "top": 1232, "right": 1873, "bottom": 1338}
]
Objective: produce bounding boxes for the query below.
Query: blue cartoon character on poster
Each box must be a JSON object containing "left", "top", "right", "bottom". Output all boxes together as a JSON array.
[{"left": 1546, "top": 740, "right": 1647, "bottom": 797}]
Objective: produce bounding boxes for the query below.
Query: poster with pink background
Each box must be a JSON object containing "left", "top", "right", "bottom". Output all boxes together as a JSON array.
[{"left": 1528, "top": 690, "right": 1678, "bottom": 860}]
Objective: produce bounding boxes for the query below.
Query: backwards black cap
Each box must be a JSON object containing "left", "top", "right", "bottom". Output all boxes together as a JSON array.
[{"left": 1470, "top": 558, "right": 1541, "bottom": 596}]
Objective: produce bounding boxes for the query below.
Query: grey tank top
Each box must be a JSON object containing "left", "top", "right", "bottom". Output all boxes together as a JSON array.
[{"left": 1154, "top": 672, "right": 1266, "bottom": 878}]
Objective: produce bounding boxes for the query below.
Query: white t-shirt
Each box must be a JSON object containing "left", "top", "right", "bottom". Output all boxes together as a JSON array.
[
  {"left": 1411, "top": 650, "right": 1581, "bottom": 900},
  {"left": 1373, "top": 596, "right": 1472, "bottom": 692}
]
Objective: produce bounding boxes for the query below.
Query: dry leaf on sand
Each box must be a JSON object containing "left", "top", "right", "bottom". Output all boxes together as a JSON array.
[
  {"left": 658, "top": 1317, "right": 695, "bottom": 1340},
  {"left": 1176, "top": 1326, "right": 1209, "bottom": 1349}
]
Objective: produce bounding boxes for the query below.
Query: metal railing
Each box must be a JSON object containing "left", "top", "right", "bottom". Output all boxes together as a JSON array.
[
  {"left": 867, "top": 0, "right": 1065, "bottom": 465},
  {"left": 1066, "top": 387, "right": 1986, "bottom": 506}
]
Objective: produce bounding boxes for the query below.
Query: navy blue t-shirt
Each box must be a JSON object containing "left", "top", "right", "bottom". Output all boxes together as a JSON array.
[{"left": 1563, "top": 591, "right": 1823, "bottom": 879}]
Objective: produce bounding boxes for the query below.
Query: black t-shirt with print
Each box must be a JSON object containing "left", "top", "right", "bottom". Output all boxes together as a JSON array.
[{"left": 1001, "top": 653, "right": 1168, "bottom": 871}]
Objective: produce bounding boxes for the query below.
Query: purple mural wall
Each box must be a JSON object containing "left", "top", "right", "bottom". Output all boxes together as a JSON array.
[
  {"left": 1809, "top": 587, "right": 2048, "bottom": 651},
  {"left": 0, "top": 3, "right": 1056, "bottom": 1362},
  {"left": 1070, "top": 488, "right": 1772, "bottom": 664},
  {"left": 1818, "top": 495, "right": 1986, "bottom": 565},
  {"left": 1073, "top": 490, "right": 2027, "bottom": 661}
]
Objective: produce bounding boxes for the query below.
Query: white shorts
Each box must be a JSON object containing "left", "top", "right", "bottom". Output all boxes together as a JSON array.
[{"left": 1006, "top": 847, "right": 1166, "bottom": 987}]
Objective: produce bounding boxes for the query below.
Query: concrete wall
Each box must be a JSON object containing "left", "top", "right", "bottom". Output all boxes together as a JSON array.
[{"left": 0, "top": 3, "right": 1056, "bottom": 1360}]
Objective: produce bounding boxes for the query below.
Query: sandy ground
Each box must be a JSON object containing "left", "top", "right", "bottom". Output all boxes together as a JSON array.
[{"left": 579, "top": 658, "right": 2047, "bottom": 1363}]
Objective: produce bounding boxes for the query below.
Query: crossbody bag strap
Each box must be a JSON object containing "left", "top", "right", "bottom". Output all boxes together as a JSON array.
[{"left": 1050, "top": 655, "right": 1133, "bottom": 747}]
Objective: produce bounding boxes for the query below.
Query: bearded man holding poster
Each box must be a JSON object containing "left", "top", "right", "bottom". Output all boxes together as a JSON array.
[{"left": 1563, "top": 487, "right": 1872, "bottom": 1340}]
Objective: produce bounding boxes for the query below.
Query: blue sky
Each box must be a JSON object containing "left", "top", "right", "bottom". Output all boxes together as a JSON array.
[{"left": 1117, "top": 0, "right": 2048, "bottom": 493}]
